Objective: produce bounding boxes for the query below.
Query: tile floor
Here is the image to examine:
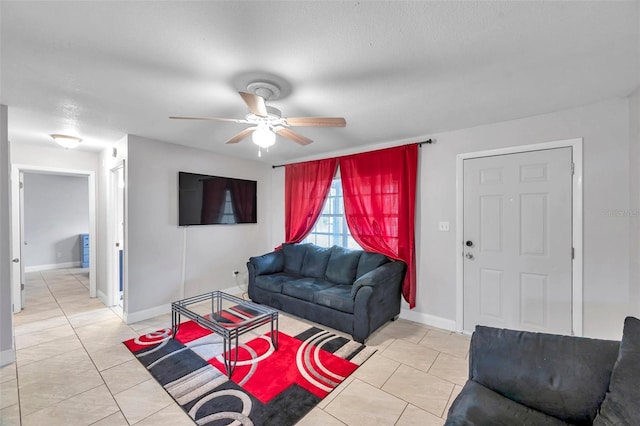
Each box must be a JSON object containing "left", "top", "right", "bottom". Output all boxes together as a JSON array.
[{"left": 0, "top": 268, "right": 470, "bottom": 425}]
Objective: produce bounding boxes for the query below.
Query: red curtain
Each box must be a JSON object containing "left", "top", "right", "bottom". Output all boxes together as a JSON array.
[
  {"left": 201, "top": 177, "right": 228, "bottom": 224},
  {"left": 339, "top": 144, "right": 418, "bottom": 308},
  {"left": 229, "top": 179, "right": 257, "bottom": 223},
  {"left": 284, "top": 158, "right": 338, "bottom": 243}
]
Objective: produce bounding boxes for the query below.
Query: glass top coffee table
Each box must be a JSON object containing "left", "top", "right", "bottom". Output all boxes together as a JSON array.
[{"left": 171, "top": 291, "right": 279, "bottom": 378}]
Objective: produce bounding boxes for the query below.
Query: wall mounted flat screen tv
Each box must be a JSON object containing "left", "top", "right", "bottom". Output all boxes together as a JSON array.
[{"left": 178, "top": 172, "right": 257, "bottom": 226}]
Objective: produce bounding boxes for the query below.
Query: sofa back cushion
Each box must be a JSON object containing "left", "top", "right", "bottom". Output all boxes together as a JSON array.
[
  {"left": 593, "top": 316, "right": 640, "bottom": 426},
  {"left": 300, "top": 245, "right": 332, "bottom": 279},
  {"left": 470, "top": 326, "right": 620, "bottom": 426},
  {"left": 282, "top": 243, "right": 310, "bottom": 275},
  {"left": 325, "top": 246, "right": 362, "bottom": 285},
  {"left": 356, "top": 251, "right": 389, "bottom": 279}
]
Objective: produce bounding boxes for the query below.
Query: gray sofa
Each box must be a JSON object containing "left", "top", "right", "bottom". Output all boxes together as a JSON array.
[
  {"left": 247, "top": 243, "right": 406, "bottom": 343},
  {"left": 445, "top": 316, "right": 640, "bottom": 426}
]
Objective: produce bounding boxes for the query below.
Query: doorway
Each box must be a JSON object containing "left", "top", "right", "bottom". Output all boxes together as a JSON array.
[
  {"left": 455, "top": 139, "right": 583, "bottom": 336},
  {"left": 10, "top": 165, "right": 96, "bottom": 312}
]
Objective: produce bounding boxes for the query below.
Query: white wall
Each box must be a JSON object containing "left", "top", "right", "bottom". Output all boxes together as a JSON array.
[
  {"left": 270, "top": 97, "right": 633, "bottom": 339},
  {"left": 125, "top": 135, "right": 273, "bottom": 321},
  {"left": 11, "top": 143, "right": 99, "bottom": 172},
  {"left": 0, "top": 105, "right": 14, "bottom": 366},
  {"left": 630, "top": 88, "right": 640, "bottom": 315},
  {"left": 420, "top": 98, "right": 631, "bottom": 339},
  {"left": 23, "top": 173, "right": 89, "bottom": 269}
]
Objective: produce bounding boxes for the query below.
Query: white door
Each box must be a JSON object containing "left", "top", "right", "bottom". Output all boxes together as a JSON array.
[
  {"left": 10, "top": 171, "right": 25, "bottom": 312},
  {"left": 463, "top": 147, "right": 573, "bottom": 334},
  {"left": 19, "top": 172, "right": 25, "bottom": 308}
]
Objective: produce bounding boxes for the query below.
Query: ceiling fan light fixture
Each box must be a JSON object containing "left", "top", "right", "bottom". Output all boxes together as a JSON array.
[
  {"left": 252, "top": 127, "right": 276, "bottom": 148},
  {"left": 50, "top": 134, "right": 82, "bottom": 149}
]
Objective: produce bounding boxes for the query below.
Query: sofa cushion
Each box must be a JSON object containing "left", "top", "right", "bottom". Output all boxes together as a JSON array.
[
  {"left": 300, "top": 245, "right": 332, "bottom": 279},
  {"left": 282, "top": 243, "right": 310, "bottom": 275},
  {"left": 325, "top": 246, "right": 362, "bottom": 285},
  {"left": 314, "top": 285, "right": 355, "bottom": 314},
  {"left": 254, "top": 272, "right": 298, "bottom": 293},
  {"left": 445, "top": 380, "right": 572, "bottom": 426},
  {"left": 282, "top": 278, "right": 336, "bottom": 303},
  {"left": 356, "top": 251, "right": 388, "bottom": 279},
  {"left": 470, "top": 326, "right": 620, "bottom": 426},
  {"left": 593, "top": 316, "right": 640, "bottom": 426}
]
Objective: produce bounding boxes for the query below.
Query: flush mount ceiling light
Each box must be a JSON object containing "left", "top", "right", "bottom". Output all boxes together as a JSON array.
[{"left": 51, "top": 134, "right": 82, "bottom": 149}]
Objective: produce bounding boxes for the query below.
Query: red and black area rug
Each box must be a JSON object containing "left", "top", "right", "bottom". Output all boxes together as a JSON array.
[{"left": 123, "top": 319, "right": 375, "bottom": 425}]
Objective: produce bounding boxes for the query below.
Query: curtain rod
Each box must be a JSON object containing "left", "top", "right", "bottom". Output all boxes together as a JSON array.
[{"left": 271, "top": 139, "right": 432, "bottom": 169}]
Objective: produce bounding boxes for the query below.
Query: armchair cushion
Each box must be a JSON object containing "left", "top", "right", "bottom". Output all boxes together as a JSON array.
[
  {"left": 446, "top": 381, "right": 571, "bottom": 426},
  {"left": 470, "top": 326, "right": 619, "bottom": 425},
  {"left": 594, "top": 316, "right": 640, "bottom": 426},
  {"left": 325, "top": 246, "right": 362, "bottom": 285}
]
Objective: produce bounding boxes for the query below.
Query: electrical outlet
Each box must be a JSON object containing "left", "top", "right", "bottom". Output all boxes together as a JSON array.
[{"left": 438, "top": 221, "right": 450, "bottom": 232}]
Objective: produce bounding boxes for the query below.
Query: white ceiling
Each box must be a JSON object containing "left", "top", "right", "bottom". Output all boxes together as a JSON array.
[{"left": 1, "top": 1, "right": 638, "bottom": 164}]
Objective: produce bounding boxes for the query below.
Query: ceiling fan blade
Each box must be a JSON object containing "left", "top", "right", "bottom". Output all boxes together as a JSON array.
[
  {"left": 284, "top": 117, "right": 346, "bottom": 127},
  {"left": 276, "top": 128, "right": 313, "bottom": 146},
  {"left": 169, "top": 116, "right": 249, "bottom": 124},
  {"left": 239, "top": 92, "right": 268, "bottom": 117},
  {"left": 225, "top": 127, "right": 256, "bottom": 144}
]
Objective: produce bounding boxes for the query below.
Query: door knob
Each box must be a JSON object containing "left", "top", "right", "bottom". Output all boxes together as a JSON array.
[
  {"left": 465, "top": 253, "right": 474, "bottom": 260},
  {"left": 465, "top": 240, "right": 474, "bottom": 247},
  {"left": 12, "top": 258, "right": 19, "bottom": 263}
]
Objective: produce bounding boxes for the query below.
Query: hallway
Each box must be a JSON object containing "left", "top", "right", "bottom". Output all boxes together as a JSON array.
[{"left": 1, "top": 268, "right": 194, "bottom": 425}]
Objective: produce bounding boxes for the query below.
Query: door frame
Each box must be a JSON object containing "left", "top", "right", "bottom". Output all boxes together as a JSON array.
[
  {"left": 10, "top": 164, "right": 96, "bottom": 312},
  {"left": 455, "top": 138, "right": 583, "bottom": 336},
  {"left": 108, "top": 160, "right": 125, "bottom": 308}
]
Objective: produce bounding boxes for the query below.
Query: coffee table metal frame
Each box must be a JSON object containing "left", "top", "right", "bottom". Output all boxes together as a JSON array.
[{"left": 171, "top": 291, "right": 279, "bottom": 378}]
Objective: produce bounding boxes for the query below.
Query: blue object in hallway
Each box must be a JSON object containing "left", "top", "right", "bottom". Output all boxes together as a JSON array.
[{"left": 80, "top": 233, "right": 89, "bottom": 268}]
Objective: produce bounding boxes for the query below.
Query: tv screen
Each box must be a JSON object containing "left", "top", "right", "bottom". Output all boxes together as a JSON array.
[{"left": 178, "top": 172, "right": 257, "bottom": 226}]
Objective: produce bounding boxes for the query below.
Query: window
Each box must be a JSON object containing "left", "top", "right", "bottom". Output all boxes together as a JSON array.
[
  {"left": 220, "top": 190, "right": 235, "bottom": 224},
  {"left": 302, "top": 178, "right": 361, "bottom": 249}
]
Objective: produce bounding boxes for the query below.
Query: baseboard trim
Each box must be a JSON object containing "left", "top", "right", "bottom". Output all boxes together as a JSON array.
[
  {"left": 124, "top": 304, "right": 170, "bottom": 325},
  {"left": 97, "top": 289, "right": 109, "bottom": 307},
  {"left": 0, "top": 348, "right": 16, "bottom": 367},
  {"left": 399, "top": 309, "right": 457, "bottom": 332},
  {"left": 25, "top": 261, "right": 81, "bottom": 273},
  {"left": 124, "top": 286, "right": 247, "bottom": 325},
  {"left": 221, "top": 285, "right": 244, "bottom": 296}
]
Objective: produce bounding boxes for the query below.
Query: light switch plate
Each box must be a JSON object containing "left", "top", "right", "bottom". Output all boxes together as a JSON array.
[{"left": 438, "top": 221, "right": 450, "bottom": 232}]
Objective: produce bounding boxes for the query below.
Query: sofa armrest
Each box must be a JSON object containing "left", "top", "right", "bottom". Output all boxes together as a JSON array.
[
  {"left": 351, "top": 260, "right": 405, "bottom": 298},
  {"left": 248, "top": 250, "right": 284, "bottom": 276},
  {"left": 352, "top": 261, "right": 405, "bottom": 343}
]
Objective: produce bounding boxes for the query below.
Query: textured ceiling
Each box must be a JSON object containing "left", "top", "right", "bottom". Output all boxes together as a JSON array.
[{"left": 1, "top": 1, "right": 638, "bottom": 163}]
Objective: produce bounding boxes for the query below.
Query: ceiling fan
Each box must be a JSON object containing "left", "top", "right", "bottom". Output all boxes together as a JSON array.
[{"left": 169, "top": 82, "right": 346, "bottom": 152}]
